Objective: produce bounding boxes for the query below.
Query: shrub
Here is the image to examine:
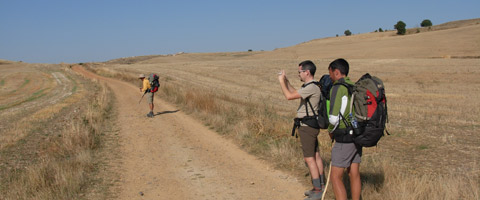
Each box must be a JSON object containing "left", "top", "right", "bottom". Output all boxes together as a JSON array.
[
  {"left": 344, "top": 30, "right": 352, "bottom": 36},
  {"left": 421, "top": 19, "right": 433, "bottom": 27},
  {"left": 379, "top": 28, "right": 383, "bottom": 32},
  {"left": 394, "top": 21, "right": 406, "bottom": 35}
]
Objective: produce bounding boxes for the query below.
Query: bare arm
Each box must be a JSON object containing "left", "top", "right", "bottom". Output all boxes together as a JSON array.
[{"left": 278, "top": 70, "right": 302, "bottom": 100}]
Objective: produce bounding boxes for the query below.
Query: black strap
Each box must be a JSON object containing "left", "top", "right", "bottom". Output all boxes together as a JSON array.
[
  {"left": 303, "top": 81, "right": 319, "bottom": 118},
  {"left": 302, "top": 81, "right": 318, "bottom": 88},
  {"left": 305, "top": 97, "right": 318, "bottom": 117},
  {"left": 292, "top": 81, "right": 320, "bottom": 137},
  {"left": 291, "top": 118, "right": 301, "bottom": 138},
  {"left": 333, "top": 82, "right": 353, "bottom": 96},
  {"left": 338, "top": 112, "right": 351, "bottom": 129}
]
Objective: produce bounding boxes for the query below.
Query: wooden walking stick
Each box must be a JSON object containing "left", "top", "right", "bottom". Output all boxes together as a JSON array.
[{"left": 321, "top": 141, "right": 335, "bottom": 200}]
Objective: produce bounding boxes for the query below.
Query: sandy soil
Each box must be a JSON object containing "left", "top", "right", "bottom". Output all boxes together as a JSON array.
[{"left": 72, "top": 66, "right": 307, "bottom": 200}]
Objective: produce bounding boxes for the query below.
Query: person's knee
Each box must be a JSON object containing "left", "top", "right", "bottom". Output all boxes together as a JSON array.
[
  {"left": 331, "top": 167, "right": 344, "bottom": 178},
  {"left": 348, "top": 164, "right": 360, "bottom": 175},
  {"left": 303, "top": 157, "right": 315, "bottom": 163},
  {"left": 349, "top": 170, "right": 360, "bottom": 179}
]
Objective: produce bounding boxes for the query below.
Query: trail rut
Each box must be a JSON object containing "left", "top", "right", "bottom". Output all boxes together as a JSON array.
[{"left": 72, "top": 66, "right": 306, "bottom": 200}]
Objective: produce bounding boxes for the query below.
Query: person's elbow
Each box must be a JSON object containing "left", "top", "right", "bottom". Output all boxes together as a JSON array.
[
  {"left": 329, "top": 115, "right": 339, "bottom": 126},
  {"left": 285, "top": 94, "right": 296, "bottom": 100},
  {"left": 285, "top": 92, "right": 301, "bottom": 100}
]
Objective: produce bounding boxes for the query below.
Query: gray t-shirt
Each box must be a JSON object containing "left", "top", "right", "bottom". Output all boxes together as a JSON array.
[{"left": 296, "top": 81, "right": 321, "bottom": 118}]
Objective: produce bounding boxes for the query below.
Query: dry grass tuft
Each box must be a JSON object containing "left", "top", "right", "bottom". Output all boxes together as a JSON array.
[
  {"left": 357, "top": 156, "right": 480, "bottom": 200},
  {"left": 1, "top": 83, "right": 113, "bottom": 200}
]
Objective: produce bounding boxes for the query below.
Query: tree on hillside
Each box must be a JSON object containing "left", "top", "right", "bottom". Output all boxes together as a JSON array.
[
  {"left": 344, "top": 30, "right": 352, "bottom": 36},
  {"left": 394, "top": 21, "right": 406, "bottom": 35},
  {"left": 379, "top": 28, "right": 384, "bottom": 32},
  {"left": 421, "top": 19, "right": 433, "bottom": 27}
]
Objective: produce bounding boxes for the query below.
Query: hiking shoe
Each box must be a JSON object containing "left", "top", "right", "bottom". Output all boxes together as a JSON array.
[
  {"left": 146, "top": 112, "right": 154, "bottom": 117},
  {"left": 304, "top": 188, "right": 323, "bottom": 200},
  {"left": 304, "top": 184, "right": 325, "bottom": 196},
  {"left": 304, "top": 188, "right": 315, "bottom": 197}
]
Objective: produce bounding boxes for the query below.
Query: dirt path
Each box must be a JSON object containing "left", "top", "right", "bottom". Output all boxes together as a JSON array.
[{"left": 72, "top": 66, "right": 306, "bottom": 200}]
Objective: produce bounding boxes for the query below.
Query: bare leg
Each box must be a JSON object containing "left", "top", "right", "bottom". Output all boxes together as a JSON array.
[
  {"left": 150, "top": 95, "right": 154, "bottom": 112},
  {"left": 304, "top": 157, "right": 320, "bottom": 179},
  {"left": 315, "top": 151, "right": 324, "bottom": 176},
  {"left": 347, "top": 163, "right": 361, "bottom": 200},
  {"left": 331, "top": 166, "right": 347, "bottom": 200}
]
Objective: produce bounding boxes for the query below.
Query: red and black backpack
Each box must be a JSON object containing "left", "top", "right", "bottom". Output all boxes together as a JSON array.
[
  {"left": 335, "top": 73, "right": 389, "bottom": 147},
  {"left": 148, "top": 73, "right": 160, "bottom": 93}
]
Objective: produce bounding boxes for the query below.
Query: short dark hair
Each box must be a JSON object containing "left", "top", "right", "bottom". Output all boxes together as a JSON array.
[
  {"left": 328, "top": 58, "right": 349, "bottom": 76},
  {"left": 299, "top": 60, "right": 316, "bottom": 76}
]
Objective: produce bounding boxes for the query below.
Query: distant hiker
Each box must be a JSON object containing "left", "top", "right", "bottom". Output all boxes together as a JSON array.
[
  {"left": 327, "top": 58, "right": 361, "bottom": 200},
  {"left": 139, "top": 74, "right": 154, "bottom": 117},
  {"left": 278, "top": 60, "right": 325, "bottom": 200}
]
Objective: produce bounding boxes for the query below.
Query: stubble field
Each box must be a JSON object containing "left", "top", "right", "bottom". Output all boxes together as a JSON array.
[{"left": 0, "top": 61, "right": 116, "bottom": 199}]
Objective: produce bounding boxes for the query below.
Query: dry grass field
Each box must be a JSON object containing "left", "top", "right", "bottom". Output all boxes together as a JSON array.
[
  {"left": 1, "top": 18, "right": 479, "bottom": 199},
  {"left": 0, "top": 62, "right": 116, "bottom": 199},
  {"left": 86, "top": 19, "right": 480, "bottom": 199}
]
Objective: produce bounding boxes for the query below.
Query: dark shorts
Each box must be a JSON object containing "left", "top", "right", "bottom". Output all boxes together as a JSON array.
[
  {"left": 299, "top": 126, "right": 320, "bottom": 157},
  {"left": 147, "top": 92, "right": 154, "bottom": 104},
  {"left": 331, "top": 142, "right": 362, "bottom": 168}
]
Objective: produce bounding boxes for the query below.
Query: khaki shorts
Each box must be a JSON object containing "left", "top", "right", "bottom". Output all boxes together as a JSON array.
[
  {"left": 299, "top": 126, "right": 320, "bottom": 157},
  {"left": 331, "top": 142, "right": 362, "bottom": 168},
  {"left": 147, "top": 92, "right": 154, "bottom": 104}
]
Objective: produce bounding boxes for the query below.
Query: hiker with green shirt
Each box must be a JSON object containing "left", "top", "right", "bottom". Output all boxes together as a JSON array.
[
  {"left": 327, "top": 58, "right": 362, "bottom": 200},
  {"left": 278, "top": 60, "right": 325, "bottom": 200},
  {"left": 139, "top": 74, "right": 154, "bottom": 117}
]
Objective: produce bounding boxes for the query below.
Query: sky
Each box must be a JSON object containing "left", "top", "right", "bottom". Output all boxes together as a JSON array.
[{"left": 1, "top": 0, "right": 479, "bottom": 63}]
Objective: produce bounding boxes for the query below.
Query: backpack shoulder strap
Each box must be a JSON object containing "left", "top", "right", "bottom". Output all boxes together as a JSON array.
[
  {"left": 302, "top": 81, "right": 319, "bottom": 88},
  {"left": 333, "top": 82, "right": 353, "bottom": 96},
  {"left": 302, "top": 81, "right": 320, "bottom": 117},
  {"left": 333, "top": 81, "right": 355, "bottom": 114},
  {"left": 305, "top": 97, "right": 317, "bottom": 117}
]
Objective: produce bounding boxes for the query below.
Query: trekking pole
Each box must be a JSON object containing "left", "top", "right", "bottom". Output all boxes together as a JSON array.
[
  {"left": 321, "top": 141, "right": 335, "bottom": 200},
  {"left": 138, "top": 91, "right": 147, "bottom": 104}
]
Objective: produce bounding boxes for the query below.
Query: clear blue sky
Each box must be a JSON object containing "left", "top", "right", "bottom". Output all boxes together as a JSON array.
[{"left": 1, "top": 0, "right": 478, "bottom": 63}]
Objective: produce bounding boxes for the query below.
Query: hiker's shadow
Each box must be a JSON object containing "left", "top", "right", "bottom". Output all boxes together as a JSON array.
[{"left": 154, "top": 110, "right": 180, "bottom": 116}]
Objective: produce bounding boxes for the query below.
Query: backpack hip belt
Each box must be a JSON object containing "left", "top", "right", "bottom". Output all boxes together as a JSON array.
[{"left": 332, "top": 128, "right": 355, "bottom": 143}]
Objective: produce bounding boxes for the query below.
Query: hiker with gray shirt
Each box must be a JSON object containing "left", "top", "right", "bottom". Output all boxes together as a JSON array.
[{"left": 278, "top": 60, "right": 325, "bottom": 200}]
